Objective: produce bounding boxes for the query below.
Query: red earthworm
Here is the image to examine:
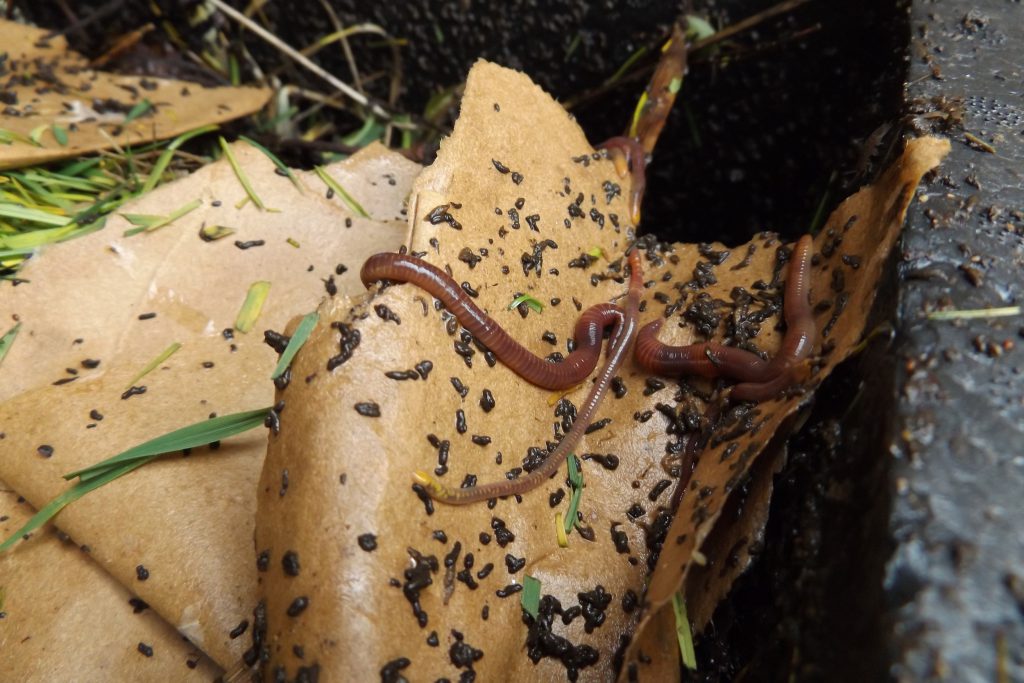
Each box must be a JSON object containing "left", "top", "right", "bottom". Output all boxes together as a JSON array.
[
  {"left": 361, "top": 236, "right": 812, "bottom": 503},
  {"left": 635, "top": 234, "right": 816, "bottom": 401},
  {"left": 634, "top": 321, "right": 772, "bottom": 381},
  {"left": 731, "top": 234, "right": 815, "bottom": 400},
  {"left": 360, "top": 254, "right": 623, "bottom": 390},
  {"left": 409, "top": 250, "right": 643, "bottom": 504},
  {"left": 599, "top": 136, "right": 647, "bottom": 224}
]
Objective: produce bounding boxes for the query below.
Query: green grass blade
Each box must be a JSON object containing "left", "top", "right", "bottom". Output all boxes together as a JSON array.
[
  {"left": 126, "top": 342, "right": 182, "bottom": 389},
  {"left": 567, "top": 452, "right": 582, "bottom": 487},
  {"left": 64, "top": 407, "right": 271, "bottom": 482},
  {"left": 70, "top": 194, "right": 124, "bottom": 227},
  {"left": 220, "top": 136, "right": 269, "bottom": 211},
  {"left": 521, "top": 575, "right": 541, "bottom": 619},
  {"left": 146, "top": 198, "right": 202, "bottom": 231},
  {"left": 238, "top": 135, "right": 304, "bottom": 194},
  {"left": 122, "top": 213, "right": 165, "bottom": 227},
  {"left": 51, "top": 124, "right": 69, "bottom": 146},
  {"left": 235, "top": 281, "right": 272, "bottom": 333},
  {"left": 262, "top": 105, "right": 299, "bottom": 133},
  {"left": 340, "top": 117, "right": 383, "bottom": 147},
  {"left": 0, "top": 203, "right": 72, "bottom": 226},
  {"left": 0, "top": 127, "right": 42, "bottom": 147},
  {"left": 58, "top": 156, "right": 104, "bottom": 176},
  {"left": 140, "top": 124, "right": 220, "bottom": 194},
  {"left": 605, "top": 45, "right": 649, "bottom": 87},
  {"left": 271, "top": 312, "right": 318, "bottom": 379},
  {"left": 0, "top": 226, "right": 76, "bottom": 249},
  {"left": 563, "top": 454, "right": 583, "bottom": 535},
  {"left": 423, "top": 87, "right": 458, "bottom": 122},
  {"left": 0, "top": 322, "right": 21, "bottom": 366},
  {"left": 508, "top": 293, "right": 543, "bottom": 313},
  {"left": 28, "top": 125, "right": 48, "bottom": 146},
  {"left": 808, "top": 171, "right": 838, "bottom": 234},
  {"left": 59, "top": 218, "right": 107, "bottom": 242},
  {"left": 313, "top": 166, "right": 369, "bottom": 218},
  {"left": 2, "top": 176, "right": 36, "bottom": 205},
  {"left": 17, "top": 169, "right": 104, "bottom": 193},
  {"left": 0, "top": 247, "right": 35, "bottom": 259},
  {"left": 0, "top": 460, "right": 143, "bottom": 553},
  {"left": 229, "top": 55, "right": 240, "bottom": 86},
  {"left": 672, "top": 592, "right": 698, "bottom": 670},
  {"left": 122, "top": 198, "right": 201, "bottom": 236},
  {"left": 6, "top": 172, "right": 77, "bottom": 209},
  {"left": 398, "top": 117, "right": 414, "bottom": 150},
  {"left": 124, "top": 99, "right": 153, "bottom": 123}
]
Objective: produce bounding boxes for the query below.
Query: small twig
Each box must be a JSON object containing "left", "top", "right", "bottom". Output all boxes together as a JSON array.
[
  {"left": 315, "top": 0, "right": 364, "bottom": 93},
  {"left": 631, "top": 23, "right": 688, "bottom": 154},
  {"left": 208, "top": 0, "right": 395, "bottom": 121},
  {"left": 567, "top": 0, "right": 814, "bottom": 110},
  {"left": 964, "top": 132, "right": 996, "bottom": 154},
  {"left": 269, "top": 136, "right": 371, "bottom": 157},
  {"left": 687, "top": 22, "right": 823, "bottom": 71},
  {"left": 690, "top": 0, "right": 813, "bottom": 52},
  {"left": 43, "top": 0, "right": 127, "bottom": 42},
  {"left": 927, "top": 306, "right": 1021, "bottom": 321}
]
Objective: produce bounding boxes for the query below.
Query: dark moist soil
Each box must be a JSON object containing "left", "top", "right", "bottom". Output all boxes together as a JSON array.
[
  {"left": 26, "top": 0, "right": 905, "bottom": 244},
  {"left": 18, "top": 0, "right": 1023, "bottom": 680},
  {"left": 236, "top": 0, "right": 908, "bottom": 248}
]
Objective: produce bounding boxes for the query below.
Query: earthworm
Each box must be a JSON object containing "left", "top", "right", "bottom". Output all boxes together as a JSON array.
[
  {"left": 361, "top": 254, "right": 623, "bottom": 390},
  {"left": 360, "top": 235, "right": 813, "bottom": 503},
  {"left": 407, "top": 250, "right": 643, "bottom": 504},
  {"left": 634, "top": 321, "right": 772, "bottom": 381},
  {"left": 731, "top": 234, "right": 815, "bottom": 400},
  {"left": 634, "top": 234, "right": 816, "bottom": 401}
]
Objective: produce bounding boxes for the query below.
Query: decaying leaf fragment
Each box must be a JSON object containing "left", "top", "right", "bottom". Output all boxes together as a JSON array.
[
  {"left": 622, "top": 135, "right": 950, "bottom": 678},
  {"left": 0, "top": 142, "right": 419, "bottom": 673},
  {"left": 255, "top": 59, "right": 659, "bottom": 682},
  {"left": 254, "top": 57, "right": 948, "bottom": 683},
  {"left": 0, "top": 486, "right": 222, "bottom": 680},
  {"left": 0, "top": 141, "right": 414, "bottom": 401},
  {"left": 0, "top": 19, "right": 271, "bottom": 170}
]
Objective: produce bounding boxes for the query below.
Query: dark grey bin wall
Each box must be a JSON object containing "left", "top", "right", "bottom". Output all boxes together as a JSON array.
[{"left": 888, "top": 1, "right": 1024, "bottom": 681}]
